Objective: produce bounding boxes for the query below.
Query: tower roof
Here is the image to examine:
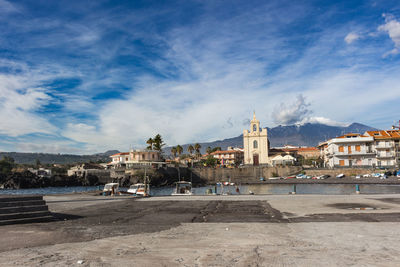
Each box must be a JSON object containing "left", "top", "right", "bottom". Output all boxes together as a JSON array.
[{"left": 251, "top": 112, "right": 259, "bottom": 123}]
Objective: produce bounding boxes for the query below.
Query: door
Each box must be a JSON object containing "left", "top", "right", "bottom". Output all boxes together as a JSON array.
[
  {"left": 339, "top": 160, "right": 345, "bottom": 166},
  {"left": 253, "top": 154, "right": 259, "bottom": 166},
  {"left": 348, "top": 146, "right": 352, "bottom": 154}
]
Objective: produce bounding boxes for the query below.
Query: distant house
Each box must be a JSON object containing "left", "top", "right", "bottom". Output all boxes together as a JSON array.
[
  {"left": 271, "top": 154, "right": 295, "bottom": 166},
  {"left": 210, "top": 147, "right": 244, "bottom": 166},
  {"left": 67, "top": 163, "right": 105, "bottom": 177},
  {"left": 107, "top": 149, "right": 162, "bottom": 169},
  {"left": 28, "top": 168, "right": 52, "bottom": 178}
]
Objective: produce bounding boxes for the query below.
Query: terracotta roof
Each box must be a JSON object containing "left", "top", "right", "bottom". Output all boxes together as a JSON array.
[
  {"left": 211, "top": 150, "right": 244, "bottom": 155},
  {"left": 280, "top": 147, "right": 318, "bottom": 152},
  {"left": 365, "top": 130, "right": 400, "bottom": 139},
  {"left": 297, "top": 147, "right": 318, "bottom": 152},
  {"left": 336, "top": 133, "right": 367, "bottom": 138},
  {"left": 110, "top": 152, "right": 130, "bottom": 157}
]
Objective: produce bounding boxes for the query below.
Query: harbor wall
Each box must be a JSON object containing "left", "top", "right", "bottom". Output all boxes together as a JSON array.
[{"left": 191, "top": 166, "right": 302, "bottom": 184}]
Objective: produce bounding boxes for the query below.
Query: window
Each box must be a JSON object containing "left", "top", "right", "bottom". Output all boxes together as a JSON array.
[
  {"left": 152, "top": 154, "right": 155, "bottom": 159},
  {"left": 253, "top": 140, "right": 258, "bottom": 149},
  {"left": 338, "top": 146, "right": 344, "bottom": 152},
  {"left": 339, "top": 160, "right": 345, "bottom": 166},
  {"left": 253, "top": 124, "right": 257, "bottom": 132},
  {"left": 355, "top": 145, "right": 361, "bottom": 152}
]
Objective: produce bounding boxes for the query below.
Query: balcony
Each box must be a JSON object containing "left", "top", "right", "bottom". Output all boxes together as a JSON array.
[
  {"left": 375, "top": 144, "right": 393, "bottom": 149},
  {"left": 376, "top": 152, "right": 395, "bottom": 158},
  {"left": 334, "top": 151, "right": 375, "bottom": 156}
]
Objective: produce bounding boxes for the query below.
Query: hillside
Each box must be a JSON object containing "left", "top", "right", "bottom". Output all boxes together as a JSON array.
[{"left": 0, "top": 150, "right": 120, "bottom": 165}]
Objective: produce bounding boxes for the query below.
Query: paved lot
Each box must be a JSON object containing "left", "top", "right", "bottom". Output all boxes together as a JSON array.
[{"left": 1, "top": 194, "right": 400, "bottom": 266}]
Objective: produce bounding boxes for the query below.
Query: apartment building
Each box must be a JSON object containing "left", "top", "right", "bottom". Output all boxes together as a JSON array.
[
  {"left": 364, "top": 130, "right": 400, "bottom": 168},
  {"left": 320, "top": 133, "right": 376, "bottom": 168}
]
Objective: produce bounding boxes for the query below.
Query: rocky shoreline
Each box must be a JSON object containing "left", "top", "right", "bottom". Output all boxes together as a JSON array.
[{"left": 0, "top": 171, "right": 100, "bottom": 189}]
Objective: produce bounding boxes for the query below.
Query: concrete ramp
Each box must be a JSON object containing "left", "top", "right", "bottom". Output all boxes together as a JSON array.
[{"left": 0, "top": 195, "right": 53, "bottom": 226}]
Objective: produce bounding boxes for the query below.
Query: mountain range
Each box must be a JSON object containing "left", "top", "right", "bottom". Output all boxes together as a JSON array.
[
  {"left": 166, "top": 122, "right": 378, "bottom": 154},
  {"left": 1, "top": 122, "right": 378, "bottom": 164}
]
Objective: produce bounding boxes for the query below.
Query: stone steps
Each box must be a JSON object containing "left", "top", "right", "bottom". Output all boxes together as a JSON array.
[{"left": 0, "top": 195, "right": 54, "bottom": 226}]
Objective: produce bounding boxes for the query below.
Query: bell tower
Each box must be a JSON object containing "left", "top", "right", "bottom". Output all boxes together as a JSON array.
[{"left": 243, "top": 113, "right": 269, "bottom": 165}]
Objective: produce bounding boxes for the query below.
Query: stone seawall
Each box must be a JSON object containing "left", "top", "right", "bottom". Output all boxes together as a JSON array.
[{"left": 191, "top": 166, "right": 302, "bottom": 184}]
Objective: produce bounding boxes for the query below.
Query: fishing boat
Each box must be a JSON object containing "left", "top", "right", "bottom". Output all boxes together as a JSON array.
[
  {"left": 127, "top": 183, "right": 149, "bottom": 196},
  {"left": 171, "top": 181, "right": 193, "bottom": 195},
  {"left": 103, "top": 183, "right": 119, "bottom": 195}
]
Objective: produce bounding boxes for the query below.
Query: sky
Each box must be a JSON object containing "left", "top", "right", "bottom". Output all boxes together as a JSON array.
[{"left": 1, "top": 0, "right": 400, "bottom": 154}]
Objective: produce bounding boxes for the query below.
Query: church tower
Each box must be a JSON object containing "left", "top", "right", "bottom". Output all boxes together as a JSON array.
[{"left": 243, "top": 113, "right": 269, "bottom": 165}]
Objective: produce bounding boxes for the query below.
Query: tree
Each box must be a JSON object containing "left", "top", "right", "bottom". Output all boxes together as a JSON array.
[
  {"left": 146, "top": 138, "right": 154, "bottom": 150},
  {"left": 212, "top": 147, "right": 221, "bottom": 153},
  {"left": 194, "top": 143, "right": 201, "bottom": 157},
  {"left": 0, "top": 157, "right": 15, "bottom": 175},
  {"left": 204, "top": 155, "right": 219, "bottom": 167},
  {"left": 187, "top": 144, "right": 194, "bottom": 155},
  {"left": 176, "top": 145, "right": 183, "bottom": 156},
  {"left": 153, "top": 134, "right": 165, "bottom": 152},
  {"left": 206, "top": 146, "right": 212, "bottom": 154},
  {"left": 171, "top": 147, "right": 177, "bottom": 158}
]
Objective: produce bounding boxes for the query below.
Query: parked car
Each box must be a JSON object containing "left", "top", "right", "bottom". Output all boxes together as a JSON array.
[
  {"left": 336, "top": 173, "right": 345, "bottom": 178},
  {"left": 355, "top": 175, "right": 361, "bottom": 179}
]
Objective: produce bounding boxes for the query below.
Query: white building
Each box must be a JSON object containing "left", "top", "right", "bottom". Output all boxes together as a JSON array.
[
  {"left": 108, "top": 149, "right": 162, "bottom": 168},
  {"left": 243, "top": 113, "right": 269, "bottom": 165},
  {"left": 321, "top": 133, "right": 375, "bottom": 168},
  {"left": 364, "top": 130, "right": 400, "bottom": 168}
]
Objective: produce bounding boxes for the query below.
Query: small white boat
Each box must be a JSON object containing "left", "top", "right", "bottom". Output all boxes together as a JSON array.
[
  {"left": 103, "top": 183, "right": 119, "bottom": 195},
  {"left": 128, "top": 183, "right": 149, "bottom": 196},
  {"left": 171, "top": 181, "right": 193, "bottom": 196}
]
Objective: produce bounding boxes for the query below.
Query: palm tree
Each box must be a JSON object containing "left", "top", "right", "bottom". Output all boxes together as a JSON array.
[
  {"left": 206, "top": 146, "right": 212, "bottom": 154},
  {"left": 194, "top": 143, "right": 201, "bottom": 157},
  {"left": 146, "top": 138, "right": 154, "bottom": 150},
  {"left": 176, "top": 145, "right": 183, "bottom": 156},
  {"left": 152, "top": 134, "right": 165, "bottom": 152},
  {"left": 171, "top": 147, "right": 177, "bottom": 158},
  {"left": 187, "top": 144, "right": 194, "bottom": 155}
]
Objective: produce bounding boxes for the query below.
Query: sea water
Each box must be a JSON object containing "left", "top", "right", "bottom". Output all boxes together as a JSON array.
[{"left": 1, "top": 184, "right": 400, "bottom": 195}]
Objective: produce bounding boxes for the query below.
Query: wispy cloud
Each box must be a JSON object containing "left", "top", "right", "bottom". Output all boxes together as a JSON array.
[
  {"left": 345, "top": 32, "right": 361, "bottom": 44},
  {"left": 378, "top": 14, "right": 400, "bottom": 56}
]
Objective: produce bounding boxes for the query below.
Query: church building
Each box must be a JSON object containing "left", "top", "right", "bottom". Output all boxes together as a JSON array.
[{"left": 243, "top": 113, "right": 269, "bottom": 165}]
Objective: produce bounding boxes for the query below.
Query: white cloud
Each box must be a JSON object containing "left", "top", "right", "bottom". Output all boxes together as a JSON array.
[
  {"left": 0, "top": 73, "right": 56, "bottom": 136},
  {"left": 272, "top": 94, "right": 312, "bottom": 125},
  {"left": 378, "top": 14, "right": 400, "bottom": 55},
  {"left": 345, "top": 32, "right": 361, "bottom": 44}
]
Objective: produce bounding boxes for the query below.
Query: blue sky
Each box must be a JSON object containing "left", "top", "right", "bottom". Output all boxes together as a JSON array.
[{"left": 1, "top": 0, "right": 400, "bottom": 154}]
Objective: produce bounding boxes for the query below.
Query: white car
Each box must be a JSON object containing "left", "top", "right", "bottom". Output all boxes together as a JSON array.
[
  {"left": 336, "top": 173, "right": 345, "bottom": 178},
  {"left": 355, "top": 175, "right": 361, "bottom": 179}
]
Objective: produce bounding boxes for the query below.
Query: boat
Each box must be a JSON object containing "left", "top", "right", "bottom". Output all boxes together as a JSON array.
[
  {"left": 171, "top": 181, "right": 193, "bottom": 195},
  {"left": 103, "top": 183, "right": 119, "bottom": 195},
  {"left": 127, "top": 183, "right": 149, "bottom": 196}
]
